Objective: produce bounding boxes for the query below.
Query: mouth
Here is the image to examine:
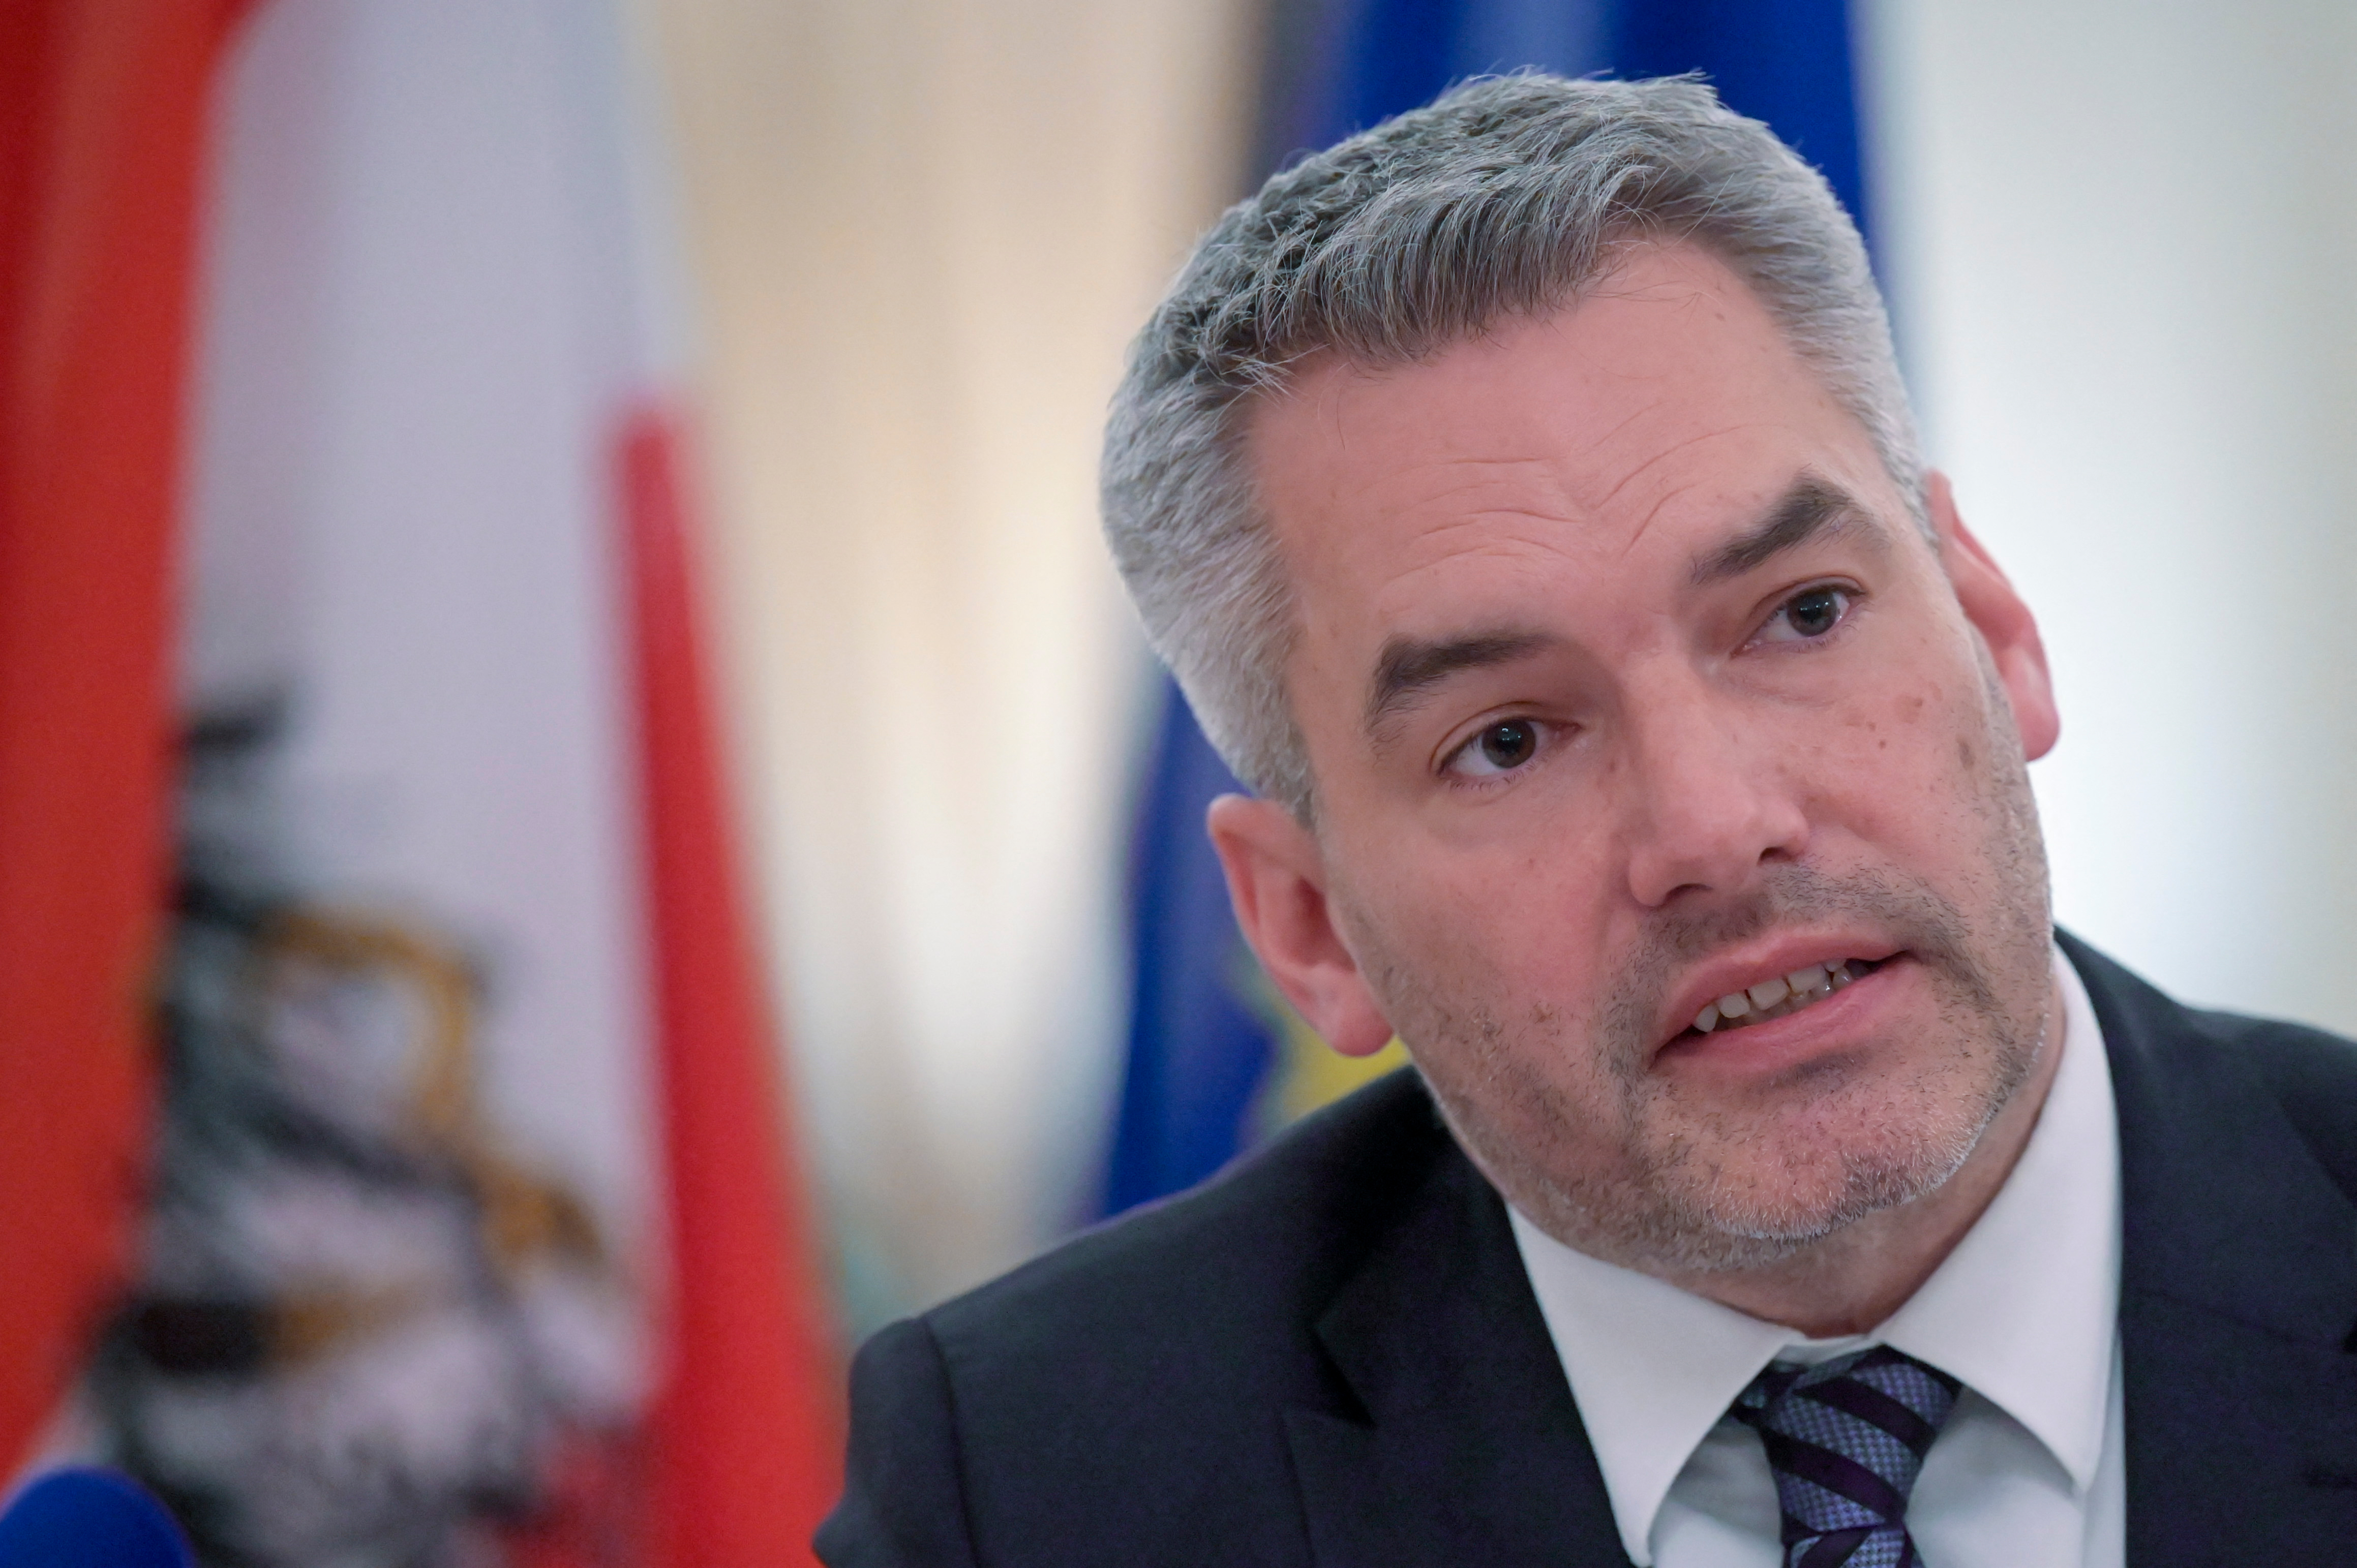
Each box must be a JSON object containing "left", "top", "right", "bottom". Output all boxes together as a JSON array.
[{"left": 1684, "top": 957, "right": 1888, "bottom": 1038}]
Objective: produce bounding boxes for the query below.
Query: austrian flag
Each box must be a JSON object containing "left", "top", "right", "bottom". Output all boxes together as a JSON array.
[{"left": 0, "top": 2, "right": 839, "bottom": 1562}]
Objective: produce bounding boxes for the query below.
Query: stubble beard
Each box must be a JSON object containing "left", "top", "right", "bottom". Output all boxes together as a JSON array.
[{"left": 1351, "top": 674, "right": 2057, "bottom": 1277}]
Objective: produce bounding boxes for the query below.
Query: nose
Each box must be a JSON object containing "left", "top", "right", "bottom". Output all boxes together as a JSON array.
[{"left": 1618, "top": 679, "right": 1811, "bottom": 909}]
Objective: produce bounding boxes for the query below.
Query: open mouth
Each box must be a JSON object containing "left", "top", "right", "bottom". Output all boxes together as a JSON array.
[{"left": 1687, "top": 957, "right": 1886, "bottom": 1036}]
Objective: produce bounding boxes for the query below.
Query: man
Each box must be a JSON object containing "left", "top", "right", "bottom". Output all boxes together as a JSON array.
[{"left": 819, "top": 75, "right": 2357, "bottom": 1566}]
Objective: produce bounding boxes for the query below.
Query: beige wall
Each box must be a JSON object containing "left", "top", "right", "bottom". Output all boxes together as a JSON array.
[{"left": 636, "top": 0, "right": 1260, "bottom": 1324}]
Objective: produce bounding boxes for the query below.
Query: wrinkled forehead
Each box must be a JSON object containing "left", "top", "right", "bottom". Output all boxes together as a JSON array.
[{"left": 1238, "top": 245, "right": 1899, "bottom": 625}]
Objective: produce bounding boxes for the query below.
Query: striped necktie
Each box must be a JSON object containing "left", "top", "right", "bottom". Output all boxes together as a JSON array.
[{"left": 1730, "top": 1345, "right": 1962, "bottom": 1568}]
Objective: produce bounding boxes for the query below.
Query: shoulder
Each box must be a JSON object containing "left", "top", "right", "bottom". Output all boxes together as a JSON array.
[
  {"left": 823, "top": 1070, "right": 1459, "bottom": 1565},
  {"left": 2181, "top": 998, "right": 2357, "bottom": 1203},
  {"left": 931, "top": 1067, "right": 1449, "bottom": 1351},
  {"left": 2063, "top": 930, "right": 2357, "bottom": 1204}
]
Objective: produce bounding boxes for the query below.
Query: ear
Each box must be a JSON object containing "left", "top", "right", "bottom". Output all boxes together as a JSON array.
[
  {"left": 1927, "top": 470, "right": 2060, "bottom": 762},
  {"left": 1204, "top": 794, "right": 1399, "bottom": 1058}
]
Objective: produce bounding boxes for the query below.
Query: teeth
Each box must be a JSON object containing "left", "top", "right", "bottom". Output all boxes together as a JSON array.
[{"left": 1691, "top": 959, "right": 1874, "bottom": 1035}]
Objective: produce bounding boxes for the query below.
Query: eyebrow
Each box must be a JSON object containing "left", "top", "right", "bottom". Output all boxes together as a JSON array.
[
  {"left": 1357, "top": 475, "right": 1878, "bottom": 742},
  {"left": 1365, "top": 629, "right": 1559, "bottom": 737},
  {"left": 1689, "top": 474, "right": 1877, "bottom": 587}
]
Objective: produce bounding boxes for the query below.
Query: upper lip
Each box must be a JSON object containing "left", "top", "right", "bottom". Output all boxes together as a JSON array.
[{"left": 1655, "top": 930, "right": 1903, "bottom": 1052}]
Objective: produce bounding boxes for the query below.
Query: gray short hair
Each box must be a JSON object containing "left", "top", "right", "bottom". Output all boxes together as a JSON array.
[{"left": 1100, "top": 73, "right": 1921, "bottom": 821}]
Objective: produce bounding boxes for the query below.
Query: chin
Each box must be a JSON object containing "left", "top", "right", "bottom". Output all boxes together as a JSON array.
[
  {"left": 1493, "top": 1052, "right": 2020, "bottom": 1277},
  {"left": 1665, "top": 1118, "right": 1980, "bottom": 1266}
]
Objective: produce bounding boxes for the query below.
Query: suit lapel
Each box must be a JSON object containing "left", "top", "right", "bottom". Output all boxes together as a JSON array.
[
  {"left": 1286, "top": 1117, "right": 1634, "bottom": 1566},
  {"left": 2066, "top": 935, "right": 2357, "bottom": 1563}
]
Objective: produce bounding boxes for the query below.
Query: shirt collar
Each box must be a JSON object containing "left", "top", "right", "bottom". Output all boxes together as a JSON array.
[{"left": 1508, "top": 947, "right": 2121, "bottom": 1566}]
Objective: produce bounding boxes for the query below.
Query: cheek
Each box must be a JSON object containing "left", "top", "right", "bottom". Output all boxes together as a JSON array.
[
  {"left": 1389, "top": 931, "right": 1623, "bottom": 1130},
  {"left": 1814, "top": 661, "right": 1996, "bottom": 847},
  {"left": 1339, "top": 831, "right": 1621, "bottom": 1054}
]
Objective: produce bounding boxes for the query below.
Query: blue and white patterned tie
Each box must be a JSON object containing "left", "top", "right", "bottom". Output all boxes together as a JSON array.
[{"left": 1731, "top": 1345, "right": 1962, "bottom": 1568}]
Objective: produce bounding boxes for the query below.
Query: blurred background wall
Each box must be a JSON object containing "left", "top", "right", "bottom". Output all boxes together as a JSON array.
[{"left": 635, "top": 0, "right": 1260, "bottom": 1327}]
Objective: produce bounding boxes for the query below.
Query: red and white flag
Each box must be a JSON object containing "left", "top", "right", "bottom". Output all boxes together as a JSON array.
[
  {"left": 2, "top": 2, "right": 839, "bottom": 1561},
  {"left": 1, "top": 0, "right": 257, "bottom": 1492}
]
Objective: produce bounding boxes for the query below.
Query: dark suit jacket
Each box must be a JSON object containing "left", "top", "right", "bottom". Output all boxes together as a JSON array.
[{"left": 819, "top": 937, "right": 2357, "bottom": 1564}]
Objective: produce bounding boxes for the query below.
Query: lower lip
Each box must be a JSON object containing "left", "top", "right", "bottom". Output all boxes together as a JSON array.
[{"left": 1654, "top": 958, "right": 1911, "bottom": 1079}]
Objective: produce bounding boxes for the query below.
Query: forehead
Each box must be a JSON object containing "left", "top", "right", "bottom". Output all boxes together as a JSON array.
[{"left": 1242, "top": 243, "right": 1890, "bottom": 658}]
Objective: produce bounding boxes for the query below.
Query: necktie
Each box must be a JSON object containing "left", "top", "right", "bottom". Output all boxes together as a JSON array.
[{"left": 1730, "top": 1345, "right": 1962, "bottom": 1568}]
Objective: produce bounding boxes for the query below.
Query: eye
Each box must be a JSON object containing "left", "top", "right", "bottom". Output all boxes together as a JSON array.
[
  {"left": 1756, "top": 583, "right": 1855, "bottom": 644},
  {"left": 1447, "top": 718, "right": 1546, "bottom": 779}
]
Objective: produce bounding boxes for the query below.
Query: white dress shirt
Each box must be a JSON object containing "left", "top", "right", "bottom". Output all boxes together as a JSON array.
[{"left": 1510, "top": 949, "right": 2124, "bottom": 1567}]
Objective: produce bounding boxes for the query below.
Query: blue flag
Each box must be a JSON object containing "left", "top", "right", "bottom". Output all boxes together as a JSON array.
[{"left": 1103, "top": 0, "right": 1875, "bottom": 1217}]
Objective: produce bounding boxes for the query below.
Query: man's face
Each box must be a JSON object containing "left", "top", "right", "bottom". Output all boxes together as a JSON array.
[{"left": 1225, "top": 242, "right": 2061, "bottom": 1274}]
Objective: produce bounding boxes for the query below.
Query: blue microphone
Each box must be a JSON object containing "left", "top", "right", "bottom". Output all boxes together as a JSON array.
[{"left": 0, "top": 1468, "right": 194, "bottom": 1568}]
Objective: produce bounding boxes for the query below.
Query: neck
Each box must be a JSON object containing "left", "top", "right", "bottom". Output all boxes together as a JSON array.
[{"left": 1657, "top": 971, "right": 2070, "bottom": 1339}]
